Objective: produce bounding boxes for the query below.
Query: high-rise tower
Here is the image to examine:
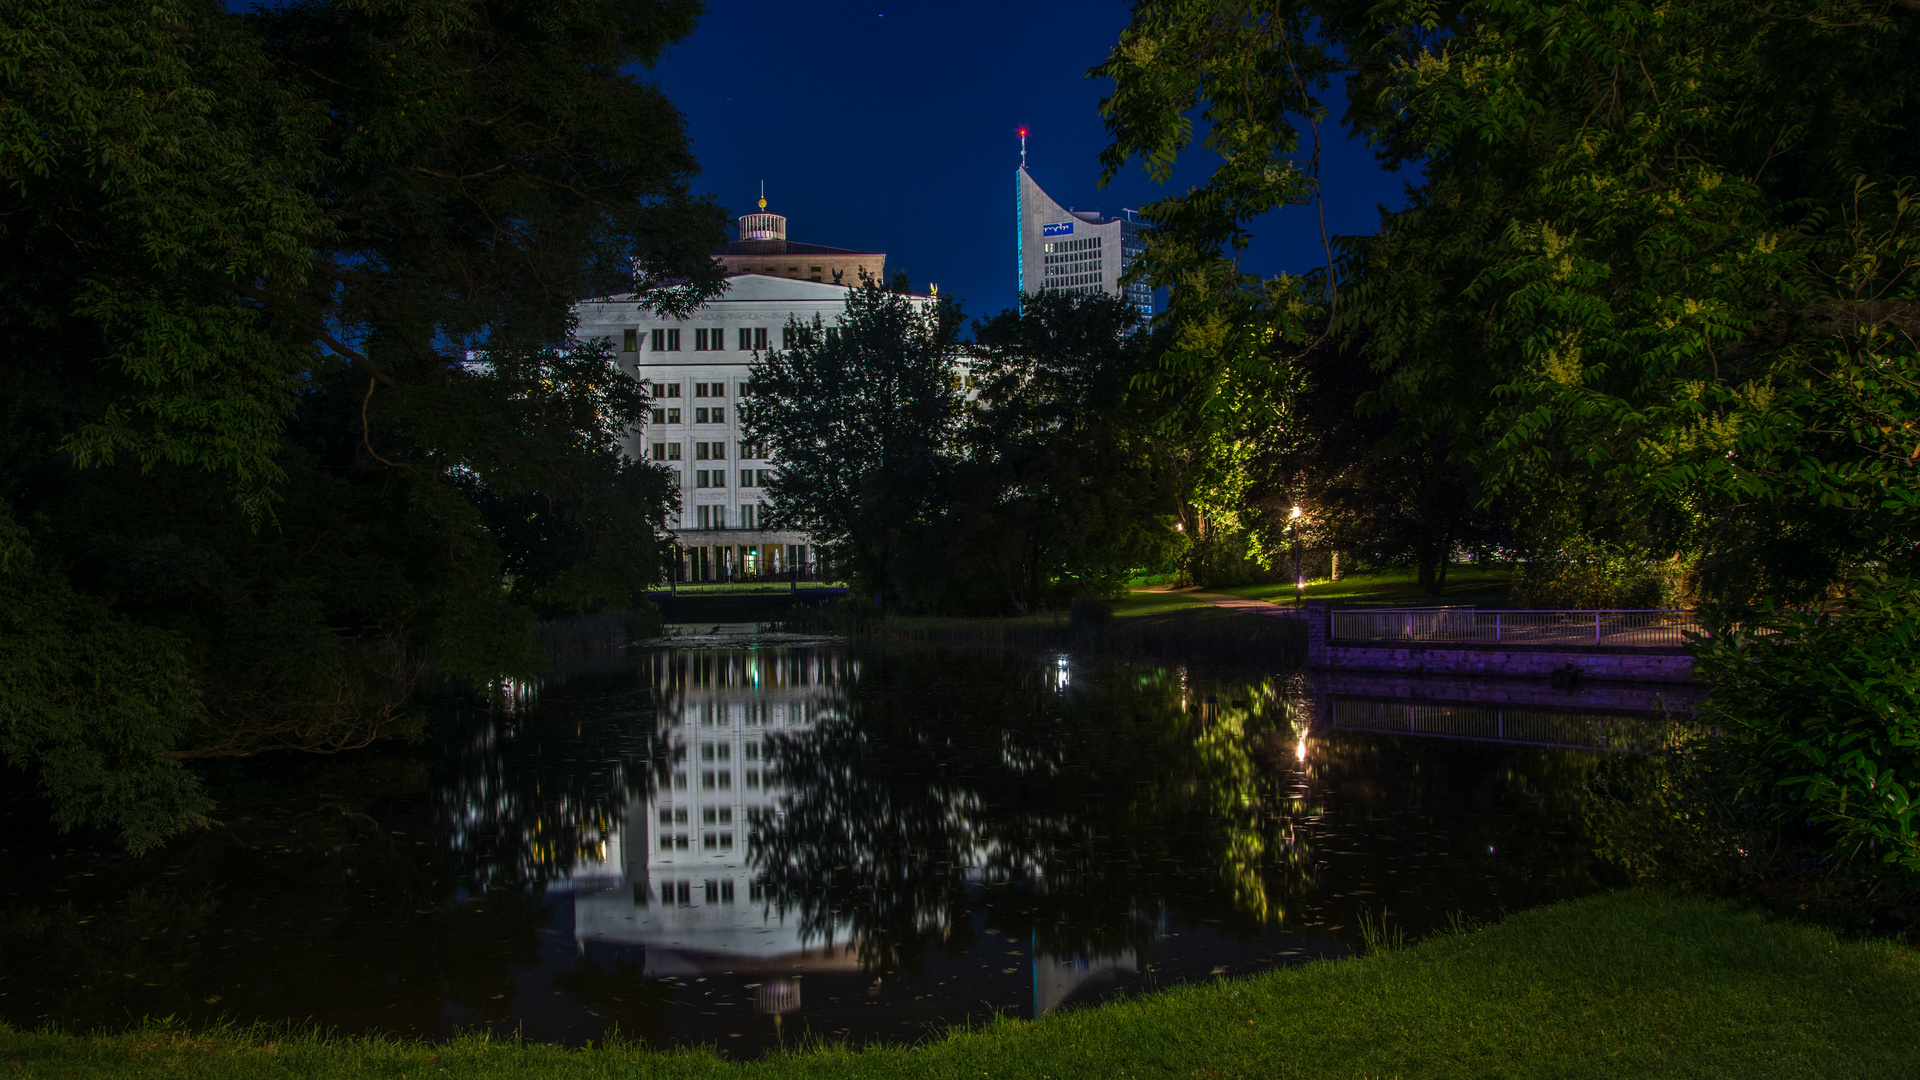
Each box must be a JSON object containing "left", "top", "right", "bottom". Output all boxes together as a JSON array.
[{"left": 1016, "top": 166, "right": 1152, "bottom": 320}]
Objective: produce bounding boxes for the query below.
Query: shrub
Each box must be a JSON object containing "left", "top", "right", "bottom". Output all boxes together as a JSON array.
[
  {"left": 1512, "top": 540, "right": 1691, "bottom": 609},
  {"left": 1691, "top": 574, "right": 1920, "bottom": 885}
]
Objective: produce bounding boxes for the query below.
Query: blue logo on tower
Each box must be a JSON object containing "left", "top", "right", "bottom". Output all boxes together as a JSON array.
[{"left": 1042, "top": 221, "right": 1074, "bottom": 237}]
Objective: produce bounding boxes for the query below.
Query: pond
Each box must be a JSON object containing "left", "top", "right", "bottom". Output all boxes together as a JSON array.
[{"left": 0, "top": 643, "right": 1691, "bottom": 1057}]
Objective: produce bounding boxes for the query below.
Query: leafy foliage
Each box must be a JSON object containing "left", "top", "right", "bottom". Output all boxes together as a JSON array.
[
  {"left": 746, "top": 284, "right": 964, "bottom": 604},
  {"left": 1693, "top": 577, "right": 1920, "bottom": 884},
  {"left": 896, "top": 292, "right": 1182, "bottom": 612},
  {"left": 1, "top": 0, "right": 724, "bottom": 847}
]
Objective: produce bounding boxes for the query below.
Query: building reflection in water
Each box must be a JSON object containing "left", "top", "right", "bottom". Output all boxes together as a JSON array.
[{"left": 567, "top": 648, "right": 1138, "bottom": 1018}]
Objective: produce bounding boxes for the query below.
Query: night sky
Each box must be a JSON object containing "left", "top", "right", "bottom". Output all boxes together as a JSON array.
[{"left": 649, "top": 0, "right": 1414, "bottom": 323}]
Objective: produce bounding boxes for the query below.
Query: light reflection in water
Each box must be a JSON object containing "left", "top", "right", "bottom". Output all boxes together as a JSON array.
[{"left": 0, "top": 644, "right": 1661, "bottom": 1057}]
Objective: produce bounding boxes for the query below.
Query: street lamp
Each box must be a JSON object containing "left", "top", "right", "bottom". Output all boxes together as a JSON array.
[{"left": 1288, "top": 506, "right": 1304, "bottom": 606}]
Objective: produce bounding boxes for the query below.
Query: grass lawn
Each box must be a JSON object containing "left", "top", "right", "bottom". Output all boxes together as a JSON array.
[
  {"left": 873, "top": 589, "right": 1221, "bottom": 635},
  {"left": 1214, "top": 565, "right": 1518, "bottom": 609},
  {"left": 7, "top": 890, "right": 1916, "bottom": 1078}
]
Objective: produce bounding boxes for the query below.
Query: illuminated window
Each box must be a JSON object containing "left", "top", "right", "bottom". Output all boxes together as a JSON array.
[{"left": 623, "top": 329, "right": 638, "bottom": 352}]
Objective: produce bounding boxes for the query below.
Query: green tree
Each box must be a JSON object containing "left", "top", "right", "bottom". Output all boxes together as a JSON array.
[
  {"left": 746, "top": 283, "right": 965, "bottom": 607},
  {"left": 1, "top": 0, "right": 726, "bottom": 848},
  {"left": 1096, "top": 0, "right": 1920, "bottom": 602},
  {"left": 895, "top": 292, "right": 1181, "bottom": 613}
]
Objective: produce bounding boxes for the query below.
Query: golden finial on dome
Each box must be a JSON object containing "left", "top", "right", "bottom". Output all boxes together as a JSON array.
[{"left": 758, "top": 180, "right": 767, "bottom": 211}]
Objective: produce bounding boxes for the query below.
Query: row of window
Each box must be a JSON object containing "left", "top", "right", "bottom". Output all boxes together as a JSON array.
[
  {"left": 623, "top": 327, "right": 793, "bottom": 353},
  {"left": 643, "top": 879, "right": 775, "bottom": 906},
  {"left": 1045, "top": 272, "right": 1105, "bottom": 288},
  {"left": 651, "top": 442, "right": 766, "bottom": 462},
  {"left": 692, "top": 469, "right": 774, "bottom": 489},
  {"left": 665, "top": 767, "right": 774, "bottom": 791},
  {"left": 691, "top": 504, "right": 768, "bottom": 530},
  {"left": 1042, "top": 237, "right": 1104, "bottom": 254},
  {"left": 666, "top": 700, "right": 814, "bottom": 727}
]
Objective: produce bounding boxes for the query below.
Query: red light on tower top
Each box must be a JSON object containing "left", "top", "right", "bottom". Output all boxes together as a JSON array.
[{"left": 1018, "top": 128, "right": 1028, "bottom": 169}]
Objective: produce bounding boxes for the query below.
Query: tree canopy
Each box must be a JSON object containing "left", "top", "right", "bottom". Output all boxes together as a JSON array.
[
  {"left": 1097, "top": 0, "right": 1920, "bottom": 605},
  {"left": 1, "top": 0, "right": 726, "bottom": 848}
]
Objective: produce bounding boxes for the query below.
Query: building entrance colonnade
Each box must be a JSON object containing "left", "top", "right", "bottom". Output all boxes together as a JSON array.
[{"left": 677, "top": 543, "right": 816, "bottom": 584}]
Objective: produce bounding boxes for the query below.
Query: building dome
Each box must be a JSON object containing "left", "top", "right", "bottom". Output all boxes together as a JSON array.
[{"left": 738, "top": 212, "right": 787, "bottom": 241}]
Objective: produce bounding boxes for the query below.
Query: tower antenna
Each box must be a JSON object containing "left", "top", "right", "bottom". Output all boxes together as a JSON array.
[
  {"left": 1018, "top": 128, "right": 1027, "bottom": 170},
  {"left": 758, "top": 181, "right": 767, "bottom": 211}
]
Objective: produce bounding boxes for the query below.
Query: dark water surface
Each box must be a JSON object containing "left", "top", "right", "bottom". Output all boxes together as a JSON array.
[{"left": 0, "top": 644, "right": 1679, "bottom": 1056}]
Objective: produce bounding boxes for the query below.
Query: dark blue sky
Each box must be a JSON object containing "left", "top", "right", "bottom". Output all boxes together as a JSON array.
[{"left": 648, "top": 0, "right": 1412, "bottom": 321}]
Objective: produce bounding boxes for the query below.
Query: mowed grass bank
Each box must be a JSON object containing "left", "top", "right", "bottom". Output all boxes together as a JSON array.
[
  {"left": 7, "top": 891, "right": 1917, "bottom": 1079},
  {"left": 1212, "top": 565, "right": 1519, "bottom": 608}
]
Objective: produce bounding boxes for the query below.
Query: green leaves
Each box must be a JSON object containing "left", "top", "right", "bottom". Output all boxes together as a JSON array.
[
  {"left": 747, "top": 285, "right": 965, "bottom": 603},
  {"left": 1, "top": 0, "right": 724, "bottom": 845},
  {"left": 1693, "top": 574, "right": 1920, "bottom": 883}
]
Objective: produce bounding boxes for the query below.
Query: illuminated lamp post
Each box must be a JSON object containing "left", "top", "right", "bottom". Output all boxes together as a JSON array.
[{"left": 1289, "top": 505, "right": 1304, "bottom": 607}]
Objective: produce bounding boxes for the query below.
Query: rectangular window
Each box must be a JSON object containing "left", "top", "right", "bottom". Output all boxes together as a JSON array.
[
  {"left": 651, "top": 328, "right": 664, "bottom": 352},
  {"left": 651, "top": 443, "right": 666, "bottom": 460},
  {"left": 741, "top": 441, "right": 762, "bottom": 459},
  {"left": 740, "top": 503, "right": 756, "bottom": 530},
  {"left": 746, "top": 769, "right": 761, "bottom": 790},
  {"left": 782, "top": 327, "right": 795, "bottom": 349},
  {"left": 694, "top": 328, "right": 710, "bottom": 351},
  {"left": 738, "top": 327, "right": 753, "bottom": 351},
  {"left": 622, "top": 329, "right": 638, "bottom": 352},
  {"left": 717, "top": 771, "right": 732, "bottom": 790},
  {"left": 711, "top": 326, "right": 724, "bottom": 347},
  {"left": 739, "top": 470, "right": 754, "bottom": 489},
  {"left": 756, "top": 469, "right": 772, "bottom": 487},
  {"left": 651, "top": 408, "right": 665, "bottom": 424},
  {"left": 720, "top": 879, "right": 735, "bottom": 901},
  {"left": 665, "top": 383, "right": 681, "bottom": 398},
  {"left": 710, "top": 406, "right": 724, "bottom": 424},
  {"left": 754, "top": 327, "right": 768, "bottom": 350},
  {"left": 667, "top": 328, "right": 680, "bottom": 351},
  {"left": 701, "top": 770, "right": 715, "bottom": 790},
  {"left": 695, "top": 443, "right": 710, "bottom": 460},
  {"left": 695, "top": 504, "right": 711, "bottom": 528},
  {"left": 695, "top": 407, "right": 709, "bottom": 424},
  {"left": 709, "top": 441, "right": 725, "bottom": 460},
  {"left": 694, "top": 382, "right": 708, "bottom": 397},
  {"left": 667, "top": 443, "right": 681, "bottom": 460},
  {"left": 667, "top": 407, "right": 681, "bottom": 424}
]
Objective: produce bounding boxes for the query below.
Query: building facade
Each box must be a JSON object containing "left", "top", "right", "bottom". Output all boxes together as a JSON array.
[
  {"left": 574, "top": 205, "right": 924, "bottom": 583},
  {"left": 1016, "top": 167, "right": 1152, "bottom": 320}
]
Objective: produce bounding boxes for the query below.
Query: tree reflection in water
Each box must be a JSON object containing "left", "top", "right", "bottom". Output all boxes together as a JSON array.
[
  {"left": 746, "top": 649, "right": 1318, "bottom": 975},
  {"left": 1, "top": 643, "right": 1627, "bottom": 1051}
]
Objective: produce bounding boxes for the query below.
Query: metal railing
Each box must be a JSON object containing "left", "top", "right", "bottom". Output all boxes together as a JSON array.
[{"left": 1329, "top": 609, "right": 1702, "bottom": 649}]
